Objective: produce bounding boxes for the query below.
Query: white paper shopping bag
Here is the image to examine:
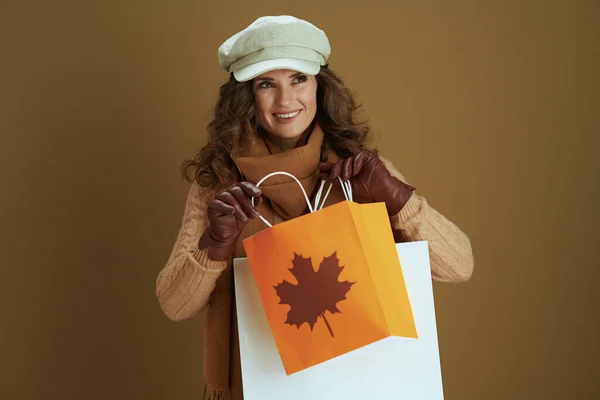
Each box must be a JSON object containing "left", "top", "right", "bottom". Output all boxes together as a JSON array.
[{"left": 233, "top": 241, "right": 445, "bottom": 399}]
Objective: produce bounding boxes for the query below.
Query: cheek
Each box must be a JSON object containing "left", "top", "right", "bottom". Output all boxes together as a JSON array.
[
  {"left": 254, "top": 94, "right": 272, "bottom": 118},
  {"left": 301, "top": 85, "right": 318, "bottom": 112}
]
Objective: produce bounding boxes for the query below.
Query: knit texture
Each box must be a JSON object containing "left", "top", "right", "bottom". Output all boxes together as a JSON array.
[
  {"left": 156, "top": 155, "right": 474, "bottom": 400},
  {"left": 156, "top": 184, "right": 227, "bottom": 321}
]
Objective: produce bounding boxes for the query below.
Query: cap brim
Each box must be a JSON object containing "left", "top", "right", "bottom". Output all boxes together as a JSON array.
[{"left": 233, "top": 58, "right": 321, "bottom": 82}]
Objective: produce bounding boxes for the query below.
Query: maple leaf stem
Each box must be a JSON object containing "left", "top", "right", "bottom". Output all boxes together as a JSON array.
[{"left": 320, "top": 312, "right": 335, "bottom": 338}]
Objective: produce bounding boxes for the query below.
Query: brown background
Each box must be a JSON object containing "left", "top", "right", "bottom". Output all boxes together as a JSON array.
[{"left": 1, "top": 1, "right": 599, "bottom": 399}]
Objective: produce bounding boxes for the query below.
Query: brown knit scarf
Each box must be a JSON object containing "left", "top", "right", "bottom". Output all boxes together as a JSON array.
[
  {"left": 203, "top": 122, "right": 348, "bottom": 400},
  {"left": 233, "top": 122, "right": 335, "bottom": 220}
]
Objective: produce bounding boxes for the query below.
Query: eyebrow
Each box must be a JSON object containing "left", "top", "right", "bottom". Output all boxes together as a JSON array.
[{"left": 255, "top": 72, "right": 304, "bottom": 82}]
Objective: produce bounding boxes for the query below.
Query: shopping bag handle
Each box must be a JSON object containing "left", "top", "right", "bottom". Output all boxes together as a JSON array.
[{"left": 252, "top": 171, "right": 353, "bottom": 228}]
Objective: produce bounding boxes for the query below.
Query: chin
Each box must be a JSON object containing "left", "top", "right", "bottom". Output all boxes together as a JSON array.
[
  {"left": 270, "top": 124, "right": 308, "bottom": 139},
  {"left": 275, "top": 129, "right": 304, "bottom": 139}
]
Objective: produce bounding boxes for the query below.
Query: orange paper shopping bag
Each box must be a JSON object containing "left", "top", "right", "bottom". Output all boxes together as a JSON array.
[{"left": 242, "top": 172, "right": 418, "bottom": 375}]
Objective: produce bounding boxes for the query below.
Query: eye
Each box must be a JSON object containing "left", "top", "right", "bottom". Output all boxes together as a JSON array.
[
  {"left": 293, "top": 75, "right": 308, "bottom": 84},
  {"left": 257, "top": 81, "right": 274, "bottom": 89}
]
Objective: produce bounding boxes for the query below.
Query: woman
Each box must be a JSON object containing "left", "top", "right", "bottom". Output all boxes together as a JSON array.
[{"left": 156, "top": 15, "right": 474, "bottom": 400}]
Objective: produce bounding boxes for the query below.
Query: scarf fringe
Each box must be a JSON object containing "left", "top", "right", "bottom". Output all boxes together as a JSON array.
[{"left": 203, "top": 387, "right": 228, "bottom": 400}]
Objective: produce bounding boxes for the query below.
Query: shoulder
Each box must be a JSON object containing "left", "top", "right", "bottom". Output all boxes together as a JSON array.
[
  {"left": 377, "top": 153, "right": 410, "bottom": 184},
  {"left": 185, "top": 180, "right": 219, "bottom": 212},
  {"left": 185, "top": 167, "right": 243, "bottom": 208}
]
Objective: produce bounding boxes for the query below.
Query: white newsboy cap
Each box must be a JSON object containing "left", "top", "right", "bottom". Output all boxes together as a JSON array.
[{"left": 217, "top": 15, "right": 331, "bottom": 82}]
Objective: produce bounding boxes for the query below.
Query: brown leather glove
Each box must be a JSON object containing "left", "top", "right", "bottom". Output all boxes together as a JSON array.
[
  {"left": 318, "top": 150, "right": 415, "bottom": 216},
  {"left": 198, "top": 182, "right": 263, "bottom": 261}
]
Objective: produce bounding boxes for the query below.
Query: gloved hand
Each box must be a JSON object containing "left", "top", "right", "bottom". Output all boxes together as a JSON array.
[
  {"left": 198, "top": 182, "right": 263, "bottom": 261},
  {"left": 318, "top": 150, "right": 415, "bottom": 216}
]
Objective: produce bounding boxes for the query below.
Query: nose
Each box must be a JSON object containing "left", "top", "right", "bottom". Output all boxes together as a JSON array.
[{"left": 277, "top": 85, "right": 294, "bottom": 107}]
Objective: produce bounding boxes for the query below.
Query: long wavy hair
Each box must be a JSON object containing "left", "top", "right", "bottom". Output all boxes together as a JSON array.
[{"left": 181, "top": 66, "right": 372, "bottom": 189}]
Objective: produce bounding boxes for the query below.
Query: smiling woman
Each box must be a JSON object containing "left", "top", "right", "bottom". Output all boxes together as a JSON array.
[{"left": 155, "top": 15, "right": 474, "bottom": 400}]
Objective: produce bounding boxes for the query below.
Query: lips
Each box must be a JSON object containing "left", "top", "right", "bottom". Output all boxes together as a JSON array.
[{"left": 273, "top": 109, "right": 301, "bottom": 119}]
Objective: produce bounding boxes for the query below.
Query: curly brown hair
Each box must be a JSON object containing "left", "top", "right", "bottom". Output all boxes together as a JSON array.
[{"left": 181, "top": 66, "right": 372, "bottom": 189}]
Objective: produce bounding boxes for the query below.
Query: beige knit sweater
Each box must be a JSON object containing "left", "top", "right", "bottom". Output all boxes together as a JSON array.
[{"left": 156, "top": 156, "right": 474, "bottom": 399}]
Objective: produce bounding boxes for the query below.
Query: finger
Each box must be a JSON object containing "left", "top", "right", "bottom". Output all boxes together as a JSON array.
[
  {"left": 207, "top": 199, "right": 235, "bottom": 217},
  {"left": 217, "top": 192, "right": 249, "bottom": 224},
  {"left": 238, "top": 181, "right": 261, "bottom": 197},
  {"left": 352, "top": 151, "right": 369, "bottom": 175},
  {"left": 230, "top": 185, "right": 260, "bottom": 218},
  {"left": 318, "top": 161, "right": 333, "bottom": 172},
  {"left": 255, "top": 194, "right": 263, "bottom": 209},
  {"left": 326, "top": 160, "right": 344, "bottom": 182},
  {"left": 318, "top": 162, "right": 332, "bottom": 180},
  {"left": 237, "top": 182, "right": 263, "bottom": 209},
  {"left": 340, "top": 157, "right": 354, "bottom": 181},
  {"left": 319, "top": 163, "right": 332, "bottom": 181}
]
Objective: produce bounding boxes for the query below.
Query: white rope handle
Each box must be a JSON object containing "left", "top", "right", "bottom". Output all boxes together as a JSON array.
[
  {"left": 252, "top": 172, "right": 354, "bottom": 228},
  {"left": 315, "top": 177, "right": 352, "bottom": 210},
  {"left": 252, "top": 171, "right": 314, "bottom": 228}
]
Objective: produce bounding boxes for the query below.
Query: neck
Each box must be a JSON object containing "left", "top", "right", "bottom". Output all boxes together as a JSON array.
[{"left": 263, "top": 135, "right": 301, "bottom": 154}]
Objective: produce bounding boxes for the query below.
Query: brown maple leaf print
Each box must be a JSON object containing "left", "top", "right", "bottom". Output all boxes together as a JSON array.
[{"left": 273, "top": 251, "right": 354, "bottom": 338}]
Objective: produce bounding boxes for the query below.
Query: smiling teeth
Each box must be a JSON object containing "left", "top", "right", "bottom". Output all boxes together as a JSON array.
[{"left": 275, "top": 110, "right": 300, "bottom": 119}]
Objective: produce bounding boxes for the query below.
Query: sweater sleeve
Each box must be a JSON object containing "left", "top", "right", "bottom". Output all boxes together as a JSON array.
[
  {"left": 155, "top": 182, "right": 228, "bottom": 321},
  {"left": 380, "top": 156, "right": 474, "bottom": 283}
]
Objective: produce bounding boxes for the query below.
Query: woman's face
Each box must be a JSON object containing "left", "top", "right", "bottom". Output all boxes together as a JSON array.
[{"left": 253, "top": 69, "right": 318, "bottom": 142}]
